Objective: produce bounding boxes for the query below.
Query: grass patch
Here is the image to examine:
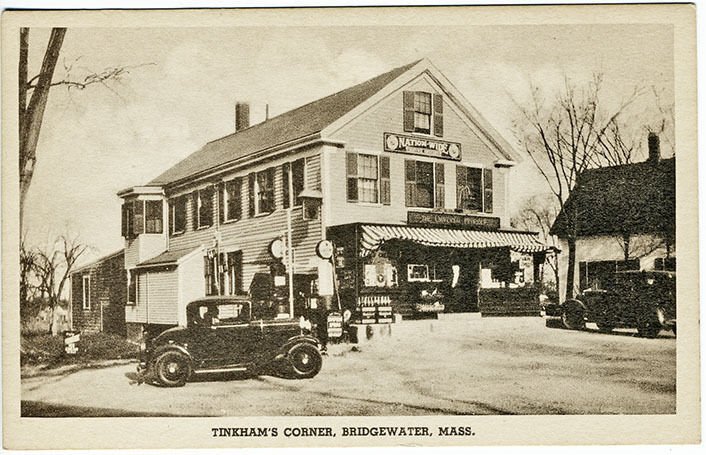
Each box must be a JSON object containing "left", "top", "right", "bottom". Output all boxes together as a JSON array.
[{"left": 21, "top": 332, "right": 138, "bottom": 368}]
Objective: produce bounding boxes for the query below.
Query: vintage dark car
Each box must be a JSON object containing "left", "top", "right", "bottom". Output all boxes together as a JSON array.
[
  {"left": 559, "top": 270, "right": 676, "bottom": 338},
  {"left": 138, "top": 296, "right": 322, "bottom": 387}
]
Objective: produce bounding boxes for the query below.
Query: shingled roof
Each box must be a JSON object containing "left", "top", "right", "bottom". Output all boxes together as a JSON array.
[
  {"left": 149, "top": 60, "right": 422, "bottom": 186},
  {"left": 550, "top": 157, "right": 675, "bottom": 238}
]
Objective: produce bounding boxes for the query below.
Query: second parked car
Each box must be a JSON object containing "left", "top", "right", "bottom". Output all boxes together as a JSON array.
[{"left": 559, "top": 270, "right": 676, "bottom": 338}]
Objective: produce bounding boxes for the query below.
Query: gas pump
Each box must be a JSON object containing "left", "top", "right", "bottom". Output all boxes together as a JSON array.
[{"left": 268, "top": 238, "right": 290, "bottom": 318}]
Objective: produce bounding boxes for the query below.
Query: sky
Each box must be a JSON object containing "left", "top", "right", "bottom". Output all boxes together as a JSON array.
[{"left": 21, "top": 24, "right": 674, "bottom": 265}]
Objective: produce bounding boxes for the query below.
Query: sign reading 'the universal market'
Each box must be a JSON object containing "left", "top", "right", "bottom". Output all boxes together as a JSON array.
[
  {"left": 408, "top": 211, "right": 501, "bottom": 231},
  {"left": 384, "top": 133, "right": 462, "bottom": 161}
]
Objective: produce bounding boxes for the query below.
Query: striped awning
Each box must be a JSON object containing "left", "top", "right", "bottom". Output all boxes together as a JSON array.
[{"left": 359, "top": 224, "right": 549, "bottom": 256}]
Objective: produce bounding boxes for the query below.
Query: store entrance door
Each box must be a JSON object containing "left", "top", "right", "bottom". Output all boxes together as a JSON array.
[{"left": 448, "top": 250, "right": 480, "bottom": 313}]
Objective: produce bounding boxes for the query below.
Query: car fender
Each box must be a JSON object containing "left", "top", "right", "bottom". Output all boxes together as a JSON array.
[
  {"left": 150, "top": 343, "right": 194, "bottom": 366},
  {"left": 276, "top": 335, "right": 320, "bottom": 360},
  {"left": 562, "top": 298, "right": 587, "bottom": 314}
]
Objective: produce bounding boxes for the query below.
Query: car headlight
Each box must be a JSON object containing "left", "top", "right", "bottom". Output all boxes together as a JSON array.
[{"left": 343, "top": 309, "right": 352, "bottom": 323}]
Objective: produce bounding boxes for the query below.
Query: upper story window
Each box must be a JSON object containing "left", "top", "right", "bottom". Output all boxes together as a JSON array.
[
  {"left": 121, "top": 199, "right": 163, "bottom": 239},
  {"left": 145, "top": 200, "right": 163, "bottom": 233},
  {"left": 248, "top": 168, "right": 275, "bottom": 216},
  {"left": 456, "top": 166, "right": 493, "bottom": 213},
  {"left": 169, "top": 195, "right": 187, "bottom": 235},
  {"left": 194, "top": 186, "right": 214, "bottom": 229},
  {"left": 403, "top": 91, "right": 444, "bottom": 137},
  {"left": 121, "top": 202, "right": 135, "bottom": 238},
  {"left": 346, "top": 152, "right": 390, "bottom": 204},
  {"left": 405, "top": 160, "right": 445, "bottom": 208},
  {"left": 221, "top": 178, "right": 242, "bottom": 222},
  {"left": 283, "top": 159, "right": 306, "bottom": 209}
]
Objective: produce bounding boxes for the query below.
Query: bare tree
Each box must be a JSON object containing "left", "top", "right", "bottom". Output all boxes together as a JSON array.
[
  {"left": 20, "top": 235, "right": 38, "bottom": 316},
  {"left": 511, "top": 194, "right": 561, "bottom": 289},
  {"left": 19, "top": 28, "right": 151, "bottom": 223},
  {"left": 32, "top": 233, "right": 89, "bottom": 334},
  {"left": 513, "top": 74, "right": 641, "bottom": 301}
]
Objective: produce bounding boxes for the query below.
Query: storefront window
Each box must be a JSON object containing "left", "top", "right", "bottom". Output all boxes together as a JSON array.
[{"left": 407, "top": 264, "right": 430, "bottom": 282}]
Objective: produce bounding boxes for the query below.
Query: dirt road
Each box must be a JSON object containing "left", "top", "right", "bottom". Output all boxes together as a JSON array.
[{"left": 21, "top": 316, "right": 676, "bottom": 416}]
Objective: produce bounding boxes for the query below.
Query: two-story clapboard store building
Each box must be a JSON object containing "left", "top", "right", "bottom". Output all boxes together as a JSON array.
[{"left": 119, "top": 58, "right": 550, "bottom": 338}]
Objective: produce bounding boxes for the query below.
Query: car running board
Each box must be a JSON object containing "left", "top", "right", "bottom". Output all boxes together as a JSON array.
[{"left": 193, "top": 365, "right": 248, "bottom": 374}]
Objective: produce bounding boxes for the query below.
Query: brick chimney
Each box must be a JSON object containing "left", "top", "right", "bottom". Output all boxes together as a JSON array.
[
  {"left": 235, "top": 102, "right": 250, "bottom": 132},
  {"left": 648, "top": 132, "right": 660, "bottom": 163}
]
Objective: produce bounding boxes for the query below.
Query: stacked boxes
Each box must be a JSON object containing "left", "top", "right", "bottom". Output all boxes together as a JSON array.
[{"left": 357, "top": 295, "right": 392, "bottom": 324}]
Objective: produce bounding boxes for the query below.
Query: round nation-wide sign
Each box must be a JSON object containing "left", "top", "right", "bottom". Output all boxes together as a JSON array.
[
  {"left": 315, "top": 240, "right": 334, "bottom": 259},
  {"left": 269, "top": 238, "right": 285, "bottom": 259}
]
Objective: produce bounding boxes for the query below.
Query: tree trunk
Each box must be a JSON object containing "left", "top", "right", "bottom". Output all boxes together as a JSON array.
[
  {"left": 19, "top": 27, "right": 66, "bottom": 218},
  {"left": 565, "top": 237, "right": 577, "bottom": 301}
]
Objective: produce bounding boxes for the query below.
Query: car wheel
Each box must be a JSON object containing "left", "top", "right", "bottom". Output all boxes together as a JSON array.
[
  {"left": 637, "top": 307, "right": 665, "bottom": 339},
  {"left": 287, "top": 343, "right": 322, "bottom": 379},
  {"left": 561, "top": 305, "right": 585, "bottom": 331},
  {"left": 153, "top": 351, "right": 191, "bottom": 387}
]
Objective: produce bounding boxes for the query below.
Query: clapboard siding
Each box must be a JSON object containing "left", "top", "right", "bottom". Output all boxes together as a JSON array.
[
  {"left": 165, "top": 147, "right": 323, "bottom": 291},
  {"left": 327, "top": 74, "right": 509, "bottom": 227},
  {"left": 145, "top": 271, "right": 179, "bottom": 324}
]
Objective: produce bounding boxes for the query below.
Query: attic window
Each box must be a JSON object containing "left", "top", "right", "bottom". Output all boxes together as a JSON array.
[{"left": 404, "top": 91, "right": 444, "bottom": 137}]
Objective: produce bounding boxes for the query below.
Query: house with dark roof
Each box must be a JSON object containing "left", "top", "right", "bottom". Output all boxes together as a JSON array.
[
  {"left": 118, "top": 58, "right": 551, "bottom": 336},
  {"left": 70, "top": 250, "right": 127, "bottom": 335},
  {"left": 550, "top": 133, "right": 676, "bottom": 298}
]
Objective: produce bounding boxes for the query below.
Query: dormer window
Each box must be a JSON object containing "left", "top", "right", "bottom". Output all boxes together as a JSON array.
[{"left": 403, "top": 91, "right": 444, "bottom": 137}]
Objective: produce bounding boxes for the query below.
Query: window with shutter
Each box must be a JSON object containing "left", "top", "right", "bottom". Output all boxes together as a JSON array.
[
  {"left": 121, "top": 203, "right": 127, "bottom": 237},
  {"left": 433, "top": 93, "right": 443, "bottom": 137},
  {"left": 218, "top": 182, "right": 225, "bottom": 224},
  {"left": 483, "top": 168, "right": 493, "bottom": 213},
  {"left": 145, "top": 200, "right": 163, "bottom": 233},
  {"left": 380, "top": 155, "right": 391, "bottom": 205},
  {"left": 133, "top": 200, "right": 144, "bottom": 234},
  {"left": 435, "top": 162, "right": 445, "bottom": 208},
  {"left": 405, "top": 159, "right": 416, "bottom": 207},
  {"left": 197, "top": 186, "right": 214, "bottom": 228},
  {"left": 346, "top": 152, "right": 358, "bottom": 202},
  {"left": 406, "top": 160, "right": 438, "bottom": 208},
  {"left": 254, "top": 168, "right": 275, "bottom": 214},
  {"left": 170, "top": 195, "right": 186, "bottom": 234},
  {"left": 191, "top": 191, "right": 198, "bottom": 229},
  {"left": 292, "top": 159, "right": 305, "bottom": 206},
  {"left": 282, "top": 163, "right": 290, "bottom": 209},
  {"left": 456, "top": 166, "right": 483, "bottom": 211},
  {"left": 247, "top": 173, "right": 255, "bottom": 217},
  {"left": 347, "top": 152, "right": 383, "bottom": 204},
  {"left": 403, "top": 91, "right": 415, "bottom": 132},
  {"left": 413, "top": 92, "right": 432, "bottom": 134},
  {"left": 224, "top": 178, "right": 241, "bottom": 221}
]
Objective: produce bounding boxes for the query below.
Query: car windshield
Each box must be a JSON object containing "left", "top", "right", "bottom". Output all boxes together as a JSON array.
[{"left": 191, "top": 301, "right": 251, "bottom": 326}]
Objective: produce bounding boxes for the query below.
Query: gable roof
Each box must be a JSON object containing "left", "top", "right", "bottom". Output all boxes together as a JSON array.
[
  {"left": 149, "top": 60, "right": 422, "bottom": 186},
  {"left": 71, "top": 249, "right": 124, "bottom": 275},
  {"left": 550, "top": 157, "right": 675, "bottom": 238}
]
